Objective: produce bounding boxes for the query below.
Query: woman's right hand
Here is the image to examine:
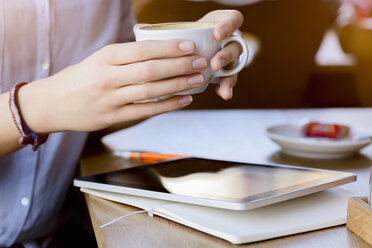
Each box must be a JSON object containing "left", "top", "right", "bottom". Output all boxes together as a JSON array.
[{"left": 18, "top": 40, "right": 207, "bottom": 133}]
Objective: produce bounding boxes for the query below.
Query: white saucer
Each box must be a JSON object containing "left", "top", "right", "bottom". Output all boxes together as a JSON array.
[{"left": 266, "top": 123, "right": 371, "bottom": 159}]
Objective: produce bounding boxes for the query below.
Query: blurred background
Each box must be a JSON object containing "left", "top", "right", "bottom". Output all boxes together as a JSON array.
[{"left": 133, "top": 0, "right": 372, "bottom": 109}]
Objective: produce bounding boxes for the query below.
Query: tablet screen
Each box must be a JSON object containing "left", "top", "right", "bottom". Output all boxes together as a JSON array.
[{"left": 77, "top": 158, "right": 355, "bottom": 203}]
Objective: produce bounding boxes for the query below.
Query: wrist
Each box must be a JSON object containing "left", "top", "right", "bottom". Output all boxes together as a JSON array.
[
  {"left": 17, "top": 78, "right": 60, "bottom": 134},
  {"left": 9, "top": 82, "right": 49, "bottom": 151}
]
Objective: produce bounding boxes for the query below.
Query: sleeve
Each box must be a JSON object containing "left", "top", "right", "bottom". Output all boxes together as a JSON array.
[{"left": 118, "top": 0, "right": 137, "bottom": 43}]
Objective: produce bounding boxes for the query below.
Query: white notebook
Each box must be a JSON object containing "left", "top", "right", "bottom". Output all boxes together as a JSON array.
[{"left": 81, "top": 187, "right": 353, "bottom": 244}]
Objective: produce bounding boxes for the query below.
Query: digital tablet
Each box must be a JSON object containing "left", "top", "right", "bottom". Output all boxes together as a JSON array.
[{"left": 73, "top": 157, "right": 356, "bottom": 210}]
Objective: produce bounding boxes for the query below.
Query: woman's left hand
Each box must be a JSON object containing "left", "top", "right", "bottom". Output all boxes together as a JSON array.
[{"left": 197, "top": 10, "right": 244, "bottom": 100}]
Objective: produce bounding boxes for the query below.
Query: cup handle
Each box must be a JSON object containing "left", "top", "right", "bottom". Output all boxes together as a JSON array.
[{"left": 213, "top": 33, "right": 249, "bottom": 77}]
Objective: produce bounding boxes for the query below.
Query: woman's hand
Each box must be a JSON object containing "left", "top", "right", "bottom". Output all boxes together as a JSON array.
[
  {"left": 18, "top": 39, "right": 207, "bottom": 133},
  {"left": 198, "top": 10, "right": 244, "bottom": 100}
]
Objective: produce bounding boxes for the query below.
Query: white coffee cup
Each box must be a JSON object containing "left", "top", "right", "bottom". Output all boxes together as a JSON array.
[{"left": 134, "top": 22, "right": 249, "bottom": 95}]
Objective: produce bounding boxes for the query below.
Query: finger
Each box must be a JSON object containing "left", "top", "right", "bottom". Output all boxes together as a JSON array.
[
  {"left": 114, "top": 95, "right": 193, "bottom": 122},
  {"left": 214, "top": 14, "right": 244, "bottom": 40},
  {"left": 198, "top": 10, "right": 243, "bottom": 25},
  {"left": 111, "top": 55, "right": 207, "bottom": 87},
  {"left": 112, "top": 73, "right": 204, "bottom": 105},
  {"left": 216, "top": 75, "right": 238, "bottom": 100},
  {"left": 215, "top": 84, "right": 221, "bottom": 97},
  {"left": 98, "top": 39, "right": 195, "bottom": 65},
  {"left": 210, "top": 41, "right": 243, "bottom": 71},
  {"left": 197, "top": 10, "right": 244, "bottom": 40}
]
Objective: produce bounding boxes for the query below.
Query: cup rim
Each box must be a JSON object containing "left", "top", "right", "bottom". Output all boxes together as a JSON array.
[{"left": 137, "top": 22, "right": 217, "bottom": 32}]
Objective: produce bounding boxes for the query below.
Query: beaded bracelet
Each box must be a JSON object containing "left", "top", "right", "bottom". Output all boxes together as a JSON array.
[{"left": 9, "top": 82, "right": 48, "bottom": 151}]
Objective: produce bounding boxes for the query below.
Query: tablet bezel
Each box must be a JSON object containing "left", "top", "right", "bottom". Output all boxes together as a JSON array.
[{"left": 73, "top": 157, "right": 356, "bottom": 210}]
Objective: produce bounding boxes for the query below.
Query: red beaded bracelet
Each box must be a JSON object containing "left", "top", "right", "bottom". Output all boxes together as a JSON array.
[{"left": 9, "top": 82, "right": 48, "bottom": 151}]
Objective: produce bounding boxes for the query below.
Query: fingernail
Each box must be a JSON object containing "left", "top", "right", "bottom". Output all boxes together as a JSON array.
[
  {"left": 219, "top": 27, "right": 228, "bottom": 39},
  {"left": 188, "top": 74, "right": 204, "bottom": 86},
  {"left": 179, "top": 41, "right": 194, "bottom": 52},
  {"left": 192, "top": 58, "right": 207, "bottom": 70},
  {"left": 178, "top": 95, "right": 193, "bottom": 106}
]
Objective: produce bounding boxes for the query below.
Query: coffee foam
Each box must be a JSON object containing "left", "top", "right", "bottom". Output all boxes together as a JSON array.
[{"left": 141, "top": 22, "right": 216, "bottom": 30}]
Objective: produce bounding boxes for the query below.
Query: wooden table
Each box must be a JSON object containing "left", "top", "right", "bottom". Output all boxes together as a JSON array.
[{"left": 80, "top": 109, "right": 372, "bottom": 248}]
